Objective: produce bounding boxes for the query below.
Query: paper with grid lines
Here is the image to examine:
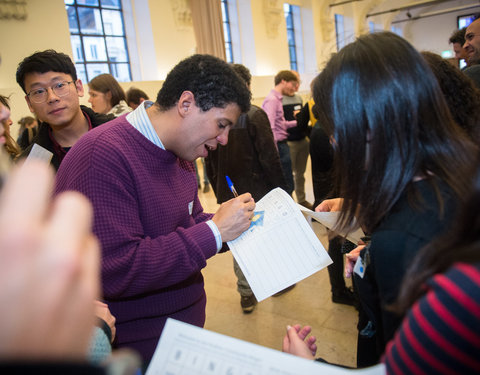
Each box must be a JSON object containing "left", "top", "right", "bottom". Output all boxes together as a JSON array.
[
  {"left": 146, "top": 318, "right": 386, "bottom": 375},
  {"left": 228, "top": 188, "right": 332, "bottom": 302}
]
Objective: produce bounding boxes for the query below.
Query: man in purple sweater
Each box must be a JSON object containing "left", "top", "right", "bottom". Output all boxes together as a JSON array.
[{"left": 55, "top": 54, "right": 254, "bottom": 363}]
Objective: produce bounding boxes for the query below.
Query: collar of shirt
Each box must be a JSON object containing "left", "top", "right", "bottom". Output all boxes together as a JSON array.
[
  {"left": 271, "top": 89, "right": 283, "bottom": 101},
  {"left": 126, "top": 101, "right": 165, "bottom": 149}
]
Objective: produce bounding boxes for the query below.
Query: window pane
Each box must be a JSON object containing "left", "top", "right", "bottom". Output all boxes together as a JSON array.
[
  {"left": 87, "top": 63, "right": 109, "bottom": 81},
  {"left": 64, "top": 0, "right": 75, "bottom": 5},
  {"left": 71, "top": 35, "right": 84, "bottom": 62},
  {"left": 78, "top": 7, "right": 103, "bottom": 34},
  {"left": 77, "top": 0, "right": 99, "bottom": 5},
  {"left": 287, "top": 30, "right": 295, "bottom": 45},
  {"left": 289, "top": 46, "right": 296, "bottom": 60},
  {"left": 221, "top": 1, "right": 227, "bottom": 20},
  {"left": 76, "top": 64, "right": 87, "bottom": 83},
  {"left": 226, "top": 45, "right": 233, "bottom": 63},
  {"left": 102, "top": 9, "right": 124, "bottom": 35},
  {"left": 66, "top": 5, "right": 79, "bottom": 33},
  {"left": 83, "top": 36, "right": 107, "bottom": 61},
  {"left": 106, "top": 37, "right": 128, "bottom": 62},
  {"left": 285, "top": 13, "right": 293, "bottom": 28},
  {"left": 101, "top": 0, "right": 121, "bottom": 9},
  {"left": 223, "top": 23, "right": 230, "bottom": 40},
  {"left": 110, "top": 63, "right": 131, "bottom": 82}
]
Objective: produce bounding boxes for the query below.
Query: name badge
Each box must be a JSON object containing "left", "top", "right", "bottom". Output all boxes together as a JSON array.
[
  {"left": 188, "top": 201, "right": 193, "bottom": 215},
  {"left": 354, "top": 256, "right": 366, "bottom": 278}
]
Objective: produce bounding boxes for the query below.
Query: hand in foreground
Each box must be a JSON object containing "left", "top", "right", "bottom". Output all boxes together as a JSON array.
[
  {"left": 95, "top": 301, "right": 116, "bottom": 342},
  {"left": 282, "top": 324, "right": 317, "bottom": 360},
  {"left": 315, "top": 198, "right": 343, "bottom": 212},
  {"left": 212, "top": 193, "right": 255, "bottom": 242},
  {"left": 345, "top": 244, "right": 365, "bottom": 278},
  {"left": 0, "top": 161, "right": 100, "bottom": 361}
]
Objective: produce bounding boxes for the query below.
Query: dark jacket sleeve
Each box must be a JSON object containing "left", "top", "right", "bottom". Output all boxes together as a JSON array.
[
  {"left": 295, "top": 102, "right": 312, "bottom": 138},
  {"left": 249, "top": 107, "right": 288, "bottom": 193}
]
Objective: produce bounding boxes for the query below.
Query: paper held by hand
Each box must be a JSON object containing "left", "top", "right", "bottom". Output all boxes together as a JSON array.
[
  {"left": 227, "top": 188, "right": 332, "bottom": 302},
  {"left": 298, "top": 204, "right": 365, "bottom": 244}
]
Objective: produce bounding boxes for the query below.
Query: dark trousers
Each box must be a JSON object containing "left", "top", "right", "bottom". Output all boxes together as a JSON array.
[
  {"left": 327, "top": 236, "right": 347, "bottom": 295},
  {"left": 277, "top": 141, "right": 294, "bottom": 195}
]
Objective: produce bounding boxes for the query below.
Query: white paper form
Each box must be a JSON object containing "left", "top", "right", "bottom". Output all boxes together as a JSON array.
[
  {"left": 25, "top": 143, "right": 53, "bottom": 165},
  {"left": 298, "top": 205, "right": 365, "bottom": 244},
  {"left": 146, "top": 318, "right": 386, "bottom": 375},
  {"left": 227, "top": 188, "right": 332, "bottom": 302}
]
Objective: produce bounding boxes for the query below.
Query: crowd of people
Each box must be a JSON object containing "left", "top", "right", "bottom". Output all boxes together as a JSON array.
[{"left": 1, "top": 17, "right": 480, "bottom": 375}]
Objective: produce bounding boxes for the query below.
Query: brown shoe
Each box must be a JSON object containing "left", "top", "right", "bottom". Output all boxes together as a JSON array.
[
  {"left": 240, "top": 294, "right": 257, "bottom": 314},
  {"left": 273, "top": 284, "right": 296, "bottom": 297}
]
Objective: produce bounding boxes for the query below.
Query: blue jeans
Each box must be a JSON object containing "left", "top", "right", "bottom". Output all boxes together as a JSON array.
[{"left": 277, "top": 141, "right": 294, "bottom": 195}]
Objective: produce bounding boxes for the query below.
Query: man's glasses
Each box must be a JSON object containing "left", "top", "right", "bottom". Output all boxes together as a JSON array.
[{"left": 27, "top": 81, "right": 75, "bottom": 104}]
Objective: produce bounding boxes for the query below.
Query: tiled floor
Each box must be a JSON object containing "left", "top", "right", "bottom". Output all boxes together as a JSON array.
[{"left": 196, "top": 158, "right": 358, "bottom": 368}]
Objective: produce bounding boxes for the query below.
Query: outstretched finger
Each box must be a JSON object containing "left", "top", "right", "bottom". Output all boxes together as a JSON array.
[{"left": 0, "top": 162, "right": 54, "bottom": 260}]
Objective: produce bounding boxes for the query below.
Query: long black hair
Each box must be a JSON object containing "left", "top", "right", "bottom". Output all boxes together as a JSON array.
[
  {"left": 313, "top": 32, "right": 477, "bottom": 233},
  {"left": 396, "top": 162, "right": 480, "bottom": 312}
]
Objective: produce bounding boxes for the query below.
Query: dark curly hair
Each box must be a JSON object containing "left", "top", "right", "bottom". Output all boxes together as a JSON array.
[
  {"left": 422, "top": 51, "right": 480, "bottom": 143},
  {"left": 16, "top": 50, "right": 77, "bottom": 93},
  {"left": 156, "top": 54, "right": 251, "bottom": 113},
  {"left": 449, "top": 28, "right": 466, "bottom": 45},
  {"left": 231, "top": 64, "right": 252, "bottom": 87}
]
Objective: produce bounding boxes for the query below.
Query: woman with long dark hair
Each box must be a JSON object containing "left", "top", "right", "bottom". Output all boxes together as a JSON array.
[{"left": 313, "top": 32, "right": 477, "bottom": 366}]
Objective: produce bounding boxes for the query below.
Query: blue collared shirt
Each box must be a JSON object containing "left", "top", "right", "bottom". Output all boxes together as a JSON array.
[{"left": 126, "top": 101, "right": 222, "bottom": 252}]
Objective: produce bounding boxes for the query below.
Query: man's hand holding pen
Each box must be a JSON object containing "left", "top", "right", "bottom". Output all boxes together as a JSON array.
[{"left": 212, "top": 193, "right": 255, "bottom": 242}]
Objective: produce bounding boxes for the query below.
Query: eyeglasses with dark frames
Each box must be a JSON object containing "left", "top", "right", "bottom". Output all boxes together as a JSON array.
[{"left": 27, "top": 81, "right": 75, "bottom": 104}]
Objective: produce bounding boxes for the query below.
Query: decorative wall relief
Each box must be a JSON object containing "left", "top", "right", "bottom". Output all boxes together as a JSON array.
[
  {"left": 263, "top": 0, "right": 283, "bottom": 39},
  {"left": 172, "top": 0, "right": 192, "bottom": 30},
  {"left": 0, "top": 0, "right": 27, "bottom": 20}
]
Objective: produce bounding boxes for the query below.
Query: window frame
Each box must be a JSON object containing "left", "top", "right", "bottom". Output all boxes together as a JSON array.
[
  {"left": 221, "top": 0, "right": 234, "bottom": 63},
  {"left": 64, "top": 0, "right": 132, "bottom": 82},
  {"left": 284, "top": 3, "right": 298, "bottom": 71}
]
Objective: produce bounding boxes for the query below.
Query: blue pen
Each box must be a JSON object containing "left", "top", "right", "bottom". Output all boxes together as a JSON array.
[{"left": 226, "top": 175, "right": 239, "bottom": 197}]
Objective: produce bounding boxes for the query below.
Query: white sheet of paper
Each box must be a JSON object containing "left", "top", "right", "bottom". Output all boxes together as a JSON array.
[
  {"left": 227, "top": 188, "right": 332, "bottom": 302},
  {"left": 146, "top": 318, "right": 386, "bottom": 375},
  {"left": 25, "top": 143, "right": 53, "bottom": 165},
  {"left": 298, "top": 205, "right": 365, "bottom": 244}
]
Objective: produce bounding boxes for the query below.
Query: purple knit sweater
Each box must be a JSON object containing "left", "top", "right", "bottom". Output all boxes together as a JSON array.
[{"left": 55, "top": 116, "right": 218, "bottom": 360}]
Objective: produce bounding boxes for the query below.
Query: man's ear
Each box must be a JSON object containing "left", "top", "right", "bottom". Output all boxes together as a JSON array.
[
  {"left": 177, "top": 91, "right": 195, "bottom": 118},
  {"left": 75, "top": 79, "right": 85, "bottom": 97}
]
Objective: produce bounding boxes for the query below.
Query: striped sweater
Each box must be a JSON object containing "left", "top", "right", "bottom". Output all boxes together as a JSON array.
[{"left": 384, "top": 262, "right": 480, "bottom": 374}]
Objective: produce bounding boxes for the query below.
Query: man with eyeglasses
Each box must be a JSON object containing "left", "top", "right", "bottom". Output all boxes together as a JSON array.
[{"left": 16, "top": 49, "right": 113, "bottom": 170}]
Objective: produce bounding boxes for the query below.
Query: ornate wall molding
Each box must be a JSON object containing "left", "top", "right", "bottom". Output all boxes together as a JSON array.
[
  {"left": 263, "top": 0, "right": 283, "bottom": 39},
  {"left": 172, "top": 0, "right": 192, "bottom": 30},
  {"left": 0, "top": 0, "right": 27, "bottom": 20},
  {"left": 355, "top": 0, "right": 386, "bottom": 36}
]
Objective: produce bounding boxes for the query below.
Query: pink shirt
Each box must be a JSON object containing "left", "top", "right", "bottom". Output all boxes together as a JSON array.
[{"left": 262, "top": 89, "right": 297, "bottom": 142}]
